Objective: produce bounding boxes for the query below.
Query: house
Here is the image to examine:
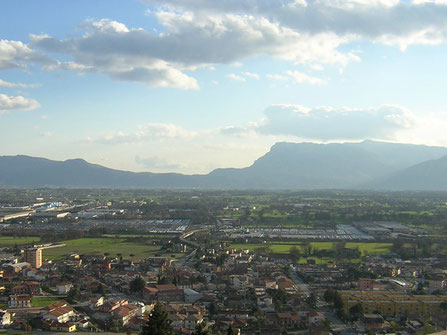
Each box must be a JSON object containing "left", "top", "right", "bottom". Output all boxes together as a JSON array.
[
  {"left": 43, "top": 303, "right": 76, "bottom": 324},
  {"left": 143, "top": 287, "right": 159, "bottom": 302},
  {"left": 8, "top": 295, "right": 32, "bottom": 308},
  {"left": 113, "top": 304, "right": 139, "bottom": 326},
  {"left": 0, "top": 310, "right": 11, "bottom": 326},
  {"left": 184, "top": 289, "right": 203, "bottom": 303},
  {"left": 48, "top": 321, "right": 77, "bottom": 332},
  {"left": 184, "top": 313, "right": 203, "bottom": 330},
  {"left": 100, "top": 299, "right": 129, "bottom": 313},
  {"left": 155, "top": 284, "right": 184, "bottom": 302},
  {"left": 360, "top": 314, "right": 387, "bottom": 331},
  {"left": 308, "top": 311, "right": 325, "bottom": 325},
  {"left": 265, "top": 312, "right": 302, "bottom": 329},
  {"left": 57, "top": 282, "right": 73, "bottom": 294},
  {"left": 90, "top": 296, "right": 105, "bottom": 309},
  {"left": 358, "top": 279, "right": 382, "bottom": 291}
]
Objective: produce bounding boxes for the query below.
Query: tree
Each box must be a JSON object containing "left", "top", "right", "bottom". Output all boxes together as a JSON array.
[
  {"left": 289, "top": 246, "right": 300, "bottom": 263},
  {"left": 96, "top": 284, "right": 106, "bottom": 296},
  {"left": 227, "top": 324, "right": 235, "bottom": 335},
  {"left": 192, "top": 322, "right": 210, "bottom": 335},
  {"left": 67, "top": 287, "right": 81, "bottom": 302},
  {"left": 209, "top": 302, "right": 217, "bottom": 315},
  {"left": 333, "top": 291, "right": 344, "bottom": 310},
  {"left": 307, "top": 293, "right": 317, "bottom": 309},
  {"left": 324, "top": 288, "right": 336, "bottom": 304},
  {"left": 349, "top": 303, "right": 364, "bottom": 321},
  {"left": 130, "top": 276, "right": 146, "bottom": 293},
  {"left": 142, "top": 303, "right": 174, "bottom": 335}
]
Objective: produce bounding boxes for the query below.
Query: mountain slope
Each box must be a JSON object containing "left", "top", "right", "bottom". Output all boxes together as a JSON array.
[
  {"left": 371, "top": 154, "right": 447, "bottom": 190},
  {"left": 2, "top": 140, "right": 447, "bottom": 189},
  {"left": 207, "top": 142, "right": 392, "bottom": 188},
  {"left": 0, "top": 155, "right": 204, "bottom": 188},
  {"left": 349, "top": 140, "right": 447, "bottom": 170}
]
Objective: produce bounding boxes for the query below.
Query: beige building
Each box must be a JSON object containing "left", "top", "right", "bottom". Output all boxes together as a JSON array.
[
  {"left": 340, "top": 290, "right": 447, "bottom": 317},
  {"left": 24, "top": 248, "right": 42, "bottom": 269}
]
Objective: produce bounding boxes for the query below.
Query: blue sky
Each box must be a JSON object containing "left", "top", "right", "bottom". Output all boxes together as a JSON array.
[{"left": 2, "top": 0, "right": 447, "bottom": 174}]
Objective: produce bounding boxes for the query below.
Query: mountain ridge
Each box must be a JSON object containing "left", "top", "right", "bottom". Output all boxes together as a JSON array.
[{"left": 2, "top": 140, "right": 447, "bottom": 190}]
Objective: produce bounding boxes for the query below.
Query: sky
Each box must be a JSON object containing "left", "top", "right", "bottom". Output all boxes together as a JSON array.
[{"left": 2, "top": 0, "right": 447, "bottom": 174}]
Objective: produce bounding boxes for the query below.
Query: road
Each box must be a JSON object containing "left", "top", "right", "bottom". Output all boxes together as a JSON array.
[{"left": 290, "top": 267, "right": 354, "bottom": 334}]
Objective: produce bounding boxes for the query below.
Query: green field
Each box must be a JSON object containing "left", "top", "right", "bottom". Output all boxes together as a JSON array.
[
  {"left": 31, "top": 297, "right": 60, "bottom": 307},
  {"left": 43, "top": 237, "right": 180, "bottom": 261},
  {"left": 0, "top": 236, "right": 40, "bottom": 246},
  {"left": 230, "top": 241, "right": 392, "bottom": 258}
]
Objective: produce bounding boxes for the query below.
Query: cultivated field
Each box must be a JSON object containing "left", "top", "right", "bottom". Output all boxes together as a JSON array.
[
  {"left": 42, "top": 237, "right": 182, "bottom": 261},
  {"left": 230, "top": 241, "right": 392, "bottom": 263},
  {"left": 0, "top": 236, "right": 41, "bottom": 246}
]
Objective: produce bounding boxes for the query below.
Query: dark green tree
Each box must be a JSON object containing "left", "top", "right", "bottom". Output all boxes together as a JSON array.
[
  {"left": 192, "top": 322, "right": 210, "bottom": 335},
  {"left": 142, "top": 303, "right": 174, "bottom": 335},
  {"left": 289, "top": 246, "right": 300, "bottom": 263},
  {"left": 349, "top": 303, "right": 364, "bottom": 321},
  {"left": 324, "top": 288, "right": 336, "bottom": 304},
  {"left": 96, "top": 284, "right": 106, "bottom": 296},
  {"left": 130, "top": 276, "right": 146, "bottom": 293},
  {"left": 333, "top": 291, "right": 344, "bottom": 310},
  {"left": 307, "top": 293, "right": 317, "bottom": 309},
  {"left": 67, "top": 287, "right": 81, "bottom": 302},
  {"left": 209, "top": 301, "right": 217, "bottom": 315}
]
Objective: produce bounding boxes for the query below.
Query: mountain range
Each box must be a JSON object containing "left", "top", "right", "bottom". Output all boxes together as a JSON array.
[{"left": 1, "top": 140, "right": 447, "bottom": 190}]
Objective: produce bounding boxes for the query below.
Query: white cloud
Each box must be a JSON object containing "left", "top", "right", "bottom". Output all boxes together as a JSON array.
[
  {"left": 376, "top": 28, "right": 445, "bottom": 51},
  {"left": 89, "top": 19, "right": 130, "bottom": 33},
  {"left": 413, "top": 0, "right": 447, "bottom": 5},
  {"left": 0, "top": 79, "right": 39, "bottom": 88},
  {"left": 286, "top": 70, "right": 327, "bottom": 85},
  {"left": 144, "top": 0, "right": 447, "bottom": 52},
  {"left": 0, "top": 94, "right": 40, "bottom": 114},
  {"left": 3, "top": 1, "right": 447, "bottom": 90},
  {"left": 320, "top": 0, "right": 400, "bottom": 9},
  {"left": 266, "top": 74, "right": 289, "bottom": 82},
  {"left": 242, "top": 71, "right": 260, "bottom": 79},
  {"left": 0, "top": 39, "right": 54, "bottom": 70},
  {"left": 257, "top": 104, "right": 416, "bottom": 141},
  {"left": 310, "top": 64, "right": 324, "bottom": 71},
  {"left": 226, "top": 73, "right": 246, "bottom": 82},
  {"left": 44, "top": 61, "right": 93, "bottom": 72},
  {"left": 91, "top": 123, "right": 197, "bottom": 144},
  {"left": 32, "top": 20, "right": 199, "bottom": 90},
  {"left": 219, "top": 125, "right": 253, "bottom": 137}
]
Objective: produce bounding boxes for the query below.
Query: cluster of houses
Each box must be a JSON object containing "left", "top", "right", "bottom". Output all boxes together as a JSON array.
[{"left": 0, "top": 242, "right": 446, "bottom": 334}]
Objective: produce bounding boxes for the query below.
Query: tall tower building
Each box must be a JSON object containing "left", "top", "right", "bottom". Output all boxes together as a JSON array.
[{"left": 24, "top": 248, "right": 42, "bottom": 269}]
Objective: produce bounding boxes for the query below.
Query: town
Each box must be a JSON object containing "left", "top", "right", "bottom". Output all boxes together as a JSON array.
[{"left": 0, "top": 189, "right": 446, "bottom": 334}]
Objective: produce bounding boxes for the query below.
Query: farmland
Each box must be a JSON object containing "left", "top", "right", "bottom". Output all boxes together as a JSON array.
[
  {"left": 42, "top": 237, "right": 181, "bottom": 261},
  {"left": 230, "top": 241, "right": 392, "bottom": 263}
]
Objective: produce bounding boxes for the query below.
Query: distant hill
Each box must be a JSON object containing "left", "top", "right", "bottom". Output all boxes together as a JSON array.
[
  {"left": 206, "top": 140, "right": 447, "bottom": 189},
  {"left": 370, "top": 154, "right": 447, "bottom": 191},
  {"left": 0, "top": 155, "right": 203, "bottom": 188},
  {"left": 1, "top": 140, "right": 447, "bottom": 190}
]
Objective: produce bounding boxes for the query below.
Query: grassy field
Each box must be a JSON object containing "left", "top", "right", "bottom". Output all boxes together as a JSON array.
[
  {"left": 230, "top": 241, "right": 392, "bottom": 257},
  {"left": 31, "top": 297, "right": 60, "bottom": 307},
  {"left": 42, "top": 237, "right": 179, "bottom": 261},
  {"left": 0, "top": 236, "right": 41, "bottom": 246}
]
